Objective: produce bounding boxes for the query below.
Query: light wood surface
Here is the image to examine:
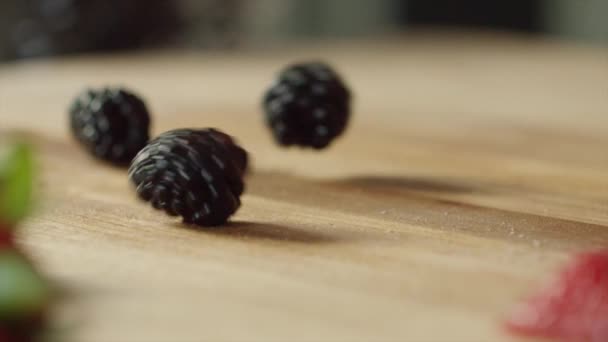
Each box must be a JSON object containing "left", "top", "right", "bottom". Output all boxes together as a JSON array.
[{"left": 1, "top": 32, "right": 607, "bottom": 341}]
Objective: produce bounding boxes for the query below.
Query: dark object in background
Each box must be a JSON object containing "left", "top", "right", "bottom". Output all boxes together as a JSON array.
[
  {"left": 178, "top": 0, "right": 243, "bottom": 49},
  {"left": 7, "top": 0, "right": 180, "bottom": 59},
  {"left": 70, "top": 88, "right": 151, "bottom": 166},
  {"left": 263, "top": 62, "right": 352, "bottom": 150},
  {"left": 403, "top": 0, "right": 542, "bottom": 32},
  {"left": 129, "top": 128, "right": 248, "bottom": 227}
]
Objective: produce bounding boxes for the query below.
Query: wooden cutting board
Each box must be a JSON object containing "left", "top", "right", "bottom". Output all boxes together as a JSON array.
[{"left": 2, "top": 32, "right": 607, "bottom": 341}]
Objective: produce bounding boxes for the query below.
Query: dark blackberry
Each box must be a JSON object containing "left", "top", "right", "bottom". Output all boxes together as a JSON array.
[
  {"left": 69, "top": 88, "right": 151, "bottom": 165},
  {"left": 263, "top": 62, "right": 352, "bottom": 149},
  {"left": 128, "top": 129, "right": 248, "bottom": 227}
]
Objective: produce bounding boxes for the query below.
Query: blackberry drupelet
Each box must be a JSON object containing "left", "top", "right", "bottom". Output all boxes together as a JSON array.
[
  {"left": 128, "top": 129, "right": 248, "bottom": 227},
  {"left": 263, "top": 62, "right": 352, "bottom": 149},
  {"left": 69, "top": 88, "right": 151, "bottom": 165}
]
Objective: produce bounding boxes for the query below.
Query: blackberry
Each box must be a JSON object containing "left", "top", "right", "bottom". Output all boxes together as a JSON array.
[
  {"left": 69, "top": 88, "right": 151, "bottom": 165},
  {"left": 128, "top": 129, "right": 248, "bottom": 227},
  {"left": 263, "top": 62, "right": 352, "bottom": 149}
]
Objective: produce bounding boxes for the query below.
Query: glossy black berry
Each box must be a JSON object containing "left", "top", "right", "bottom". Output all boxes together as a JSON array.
[
  {"left": 128, "top": 129, "right": 248, "bottom": 227},
  {"left": 69, "top": 88, "right": 151, "bottom": 165},
  {"left": 263, "top": 62, "right": 352, "bottom": 149}
]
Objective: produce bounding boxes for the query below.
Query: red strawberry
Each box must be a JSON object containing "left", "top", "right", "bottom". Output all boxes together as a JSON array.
[
  {"left": 506, "top": 251, "right": 608, "bottom": 342},
  {"left": 0, "top": 317, "right": 45, "bottom": 342},
  {"left": 0, "top": 224, "right": 12, "bottom": 249},
  {"left": 0, "top": 329, "right": 14, "bottom": 342}
]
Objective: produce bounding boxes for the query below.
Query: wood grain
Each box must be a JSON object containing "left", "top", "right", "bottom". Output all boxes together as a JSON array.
[{"left": 1, "top": 32, "right": 607, "bottom": 341}]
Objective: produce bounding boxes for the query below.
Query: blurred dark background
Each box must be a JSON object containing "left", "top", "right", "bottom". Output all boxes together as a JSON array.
[{"left": 0, "top": 0, "right": 606, "bottom": 61}]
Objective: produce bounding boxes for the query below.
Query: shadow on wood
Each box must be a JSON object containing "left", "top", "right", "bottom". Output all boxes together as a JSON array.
[
  {"left": 177, "top": 221, "right": 339, "bottom": 244},
  {"left": 329, "top": 176, "right": 478, "bottom": 194},
  {"left": 252, "top": 171, "right": 477, "bottom": 195}
]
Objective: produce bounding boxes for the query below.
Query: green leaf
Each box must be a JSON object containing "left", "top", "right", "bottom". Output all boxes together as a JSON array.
[
  {"left": 0, "top": 143, "right": 34, "bottom": 225},
  {"left": 0, "top": 250, "right": 51, "bottom": 319}
]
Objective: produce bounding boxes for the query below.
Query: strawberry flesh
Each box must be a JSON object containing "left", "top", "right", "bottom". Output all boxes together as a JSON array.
[{"left": 506, "top": 251, "right": 608, "bottom": 342}]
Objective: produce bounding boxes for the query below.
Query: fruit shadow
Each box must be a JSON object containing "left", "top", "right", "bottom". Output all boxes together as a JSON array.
[
  {"left": 177, "top": 221, "right": 339, "bottom": 244},
  {"left": 252, "top": 170, "right": 479, "bottom": 196},
  {"left": 325, "top": 175, "right": 479, "bottom": 195}
]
